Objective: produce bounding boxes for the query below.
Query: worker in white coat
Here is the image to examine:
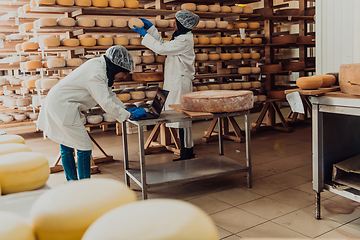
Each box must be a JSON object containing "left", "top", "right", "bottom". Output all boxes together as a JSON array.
[
  {"left": 132, "top": 10, "right": 200, "bottom": 161},
  {"left": 37, "top": 46, "right": 137, "bottom": 181}
]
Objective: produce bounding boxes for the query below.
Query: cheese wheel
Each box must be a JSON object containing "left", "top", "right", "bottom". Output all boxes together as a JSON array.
[
  {"left": 57, "top": 17, "right": 76, "bottom": 26},
  {"left": 41, "top": 78, "right": 59, "bottom": 89},
  {"left": 25, "top": 78, "right": 38, "bottom": 88},
  {"left": 251, "top": 67, "right": 261, "bottom": 74},
  {"left": 218, "top": 68, "right": 231, "bottom": 75},
  {"left": 92, "top": 0, "right": 107, "bottom": 7},
  {"left": 232, "top": 37, "right": 243, "bottom": 44},
  {"left": 16, "top": 43, "right": 23, "bottom": 51},
  {"left": 197, "top": 5, "right": 208, "bottom": 11},
  {"left": 124, "top": 0, "right": 138, "bottom": 8},
  {"left": 56, "top": 0, "right": 74, "bottom": 5},
  {"left": 0, "top": 212, "right": 36, "bottom": 240},
  {"left": 102, "top": 113, "right": 116, "bottom": 122},
  {"left": 205, "top": 21, "right": 216, "bottom": 28},
  {"left": 208, "top": 84, "right": 220, "bottom": 90},
  {"left": 117, "top": 93, "right": 130, "bottom": 101},
  {"left": 130, "top": 91, "right": 145, "bottom": 100},
  {"left": 252, "top": 38, "right": 262, "bottom": 44},
  {"left": 23, "top": 4, "right": 31, "bottom": 12},
  {"left": 47, "top": 58, "right": 65, "bottom": 68},
  {"left": 129, "top": 38, "right": 141, "bottom": 45},
  {"left": 141, "top": 55, "right": 155, "bottom": 63},
  {"left": 316, "top": 75, "right": 336, "bottom": 87},
  {"left": 23, "top": 23, "right": 34, "bottom": 32},
  {"left": 296, "top": 76, "right": 323, "bottom": 90},
  {"left": 235, "top": 22, "right": 247, "bottom": 29},
  {"left": 242, "top": 53, "right": 251, "bottom": 59},
  {"left": 109, "top": 0, "right": 124, "bottom": 7},
  {"left": 82, "top": 199, "right": 218, "bottom": 240},
  {"left": 220, "top": 83, "right": 232, "bottom": 90},
  {"left": 231, "top": 53, "right": 242, "bottom": 60},
  {"left": 197, "top": 86, "right": 209, "bottom": 91},
  {"left": 208, "top": 53, "right": 220, "bottom": 61},
  {"left": 77, "top": 18, "right": 95, "bottom": 27},
  {"left": 60, "top": 38, "right": 79, "bottom": 47},
  {"left": 221, "top": 37, "right": 232, "bottom": 44},
  {"left": 16, "top": 97, "right": 31, "bottom": 107},
  {"left": 113, "top": 37, "right": 128, "bottom": 45},
  {"left": 0, "top": 34, "right": 6, "bottom": 41},
  {"left": 0, "top": 135, "right": 25, "bottom": 144},
  {"left": 30, "top": 179, "right": 136, "bottom": 240},
  {"left": 181, "top": 3, "right": 196, "bottom": 11},
  {"left": 66, "top": 58, "right": 83, "bottom": 67},
  {"left": 209, "top": 37, "right": 221, "bottom": 45},
  {"left": 0, "top": 152, "right": 49, "bottom": 194},
  {"left": 128, "top": 18, "right": 143, "bottom": 29},
  {"left": 97, "top": 37, "right": 113, "bottom": 46},
  {"left": 80, "top": 37, "right": 96, "bottom": 46},
  {"left": 38, "top": 18, "right": 57, "bottom": 27},
  {"left": 196, "top": 21, "right": 205, "bottom": 28},
  {"left": 198, "top": 37, "right": 209, "bottom": 44},
  {"left": 238, "top": 67, "right": 251, "bottom": 74},
  {"left": 155, "top": 19, "right": 169, "bottom": 28},
  {"left": 253, "top": 95, "right": 258, "bottom": 102},
  {"left": 96, "top": 18, "right": 112, "bottom": 27},
  {"left": 192, "top": 38, "right": 198, "bottom": 45},
  {"left": 241, "top": 82, "right": 251, "bottom": 89},
  {"left": 112, "top": 19, "right": 127, "bottom": 27},
  {"left": 258, "top": 95, "right": 266, "bottom": 102},
  {"left": 36, "top": 0, "right": 55, "bottom": 4},
  {"left": 156, "top": 55, "right": 165, "bottom": 63},
  {"left": 248, "top": 22, "right": 260, "bottom": 29},
  {"left": 195, "top": 53, "right": 208, "bottom": 61},
  {"left": 251, "top": 81, "right": 261, "bottom": 88},
  {"left": 25, "top": 61, "right": 42, "bottom": 70},
  {"left": 231, "top": 6, "right": 243, "bottom": 13},
  {"left": 216, "top": 21, "right": 228, "bottom": 29},
  {"left": 230, "top": 82, "right": 242, "bottom": 90},
  {"left": 221, "top": 6, "right": 231, "bottom": 12},
  {"left": 243, "top": 6, "right": 253, "bottom": 14},
  {"left": 251, "top": 52, "right": 261, "bottom": 59},
  {"left": 42, "top": 37, "right": 60, "bottom": 47},
  {"left": 30, "top": 0, "right": 36, "bottom": 7},
  {"left": 209, "top": 5, "right": 221, "bottom": 12},
  {"left": 22, "top": 42, "right": 39, "bottom": 51},
  {"left": 220, "top": 53, "right": 232, "bottom": 60},
  {"left": 181, "top": 90, "right": 253, "bottom": 113},
  {"left": 75, "top": 0, "right": 91, "bottom": 6}
]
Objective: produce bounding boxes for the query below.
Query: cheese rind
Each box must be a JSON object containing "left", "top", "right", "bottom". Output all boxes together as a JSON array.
[
  {"left": 66, "top": 58, "right": 83, "bottom": 67},
  {"left": 79, "top": 37, "right": 96, "bottom": 46},
  {"left": 128, "top": 18, "right": 144, "bottom": 29},
  {"left": 114, "top": 37, "right": 128, "bottom": 45},
  {"left": 61, "top": 38, "right": 80, "bottom": 46},
  {"left": 57, "top": 17, "right": 76, "bottom": 26},
  {"left": 75, "top": 0, "right": 91, "bottom": 6},
  {"left": 41, "top": 37, "right": 60, "bottom": 47},
  {"left": 97, "top": 37, "right": 113, "bottom": 46},
  {"left": 91, "top": 0, "right": 107, "bottom": 7},
  {"left": 0, "top": 143, "right": 31, "bottom": 156},
  {"left": 77, "top": 18, "right": 95, "bottom": 27},
  {"left": 0, "top": 135, "right": 25, "bottom": 144},
  {"left": 109, "top": 0, "right": 124, "bottom": 7},
  {"left": 56, "top": 0, "right": 74, "bottom": 6},
  {"left": 124, "top": 0, "right": 138, "bottom": 8},
  {"left": 112, "top": 19, "right": 127, "bottom": 27},
  {"left": 47, "top": 58, "right": 65, "bottom": 68},
  {"left": 38, "top": 18, "right": 57, "bottom": 27},
  {"left": 0, "top": 212, "right": 36, "bottom": 240}
]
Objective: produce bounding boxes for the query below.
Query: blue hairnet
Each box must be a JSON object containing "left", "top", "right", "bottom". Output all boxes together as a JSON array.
[
  {"left": 175, "top": 10, "right": 200, "bottom": 29},
  {"left": 105, "top": 45, "right": 135, "bottom": 72}
]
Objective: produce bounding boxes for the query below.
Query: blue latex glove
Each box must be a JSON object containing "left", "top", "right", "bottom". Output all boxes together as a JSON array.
[
  {"left": 127, "top": 107, "right": 147, "bottom": 120},
  {"left": 131, "top": 26, "right": 147, "bottom": 37},
  {"left": 139, "top": 17, "right": 153, "bottom": 29}
]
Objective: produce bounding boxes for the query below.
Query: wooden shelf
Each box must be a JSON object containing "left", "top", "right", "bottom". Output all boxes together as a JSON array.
[
  {"left": 0, "top": 120, "right": 36, "bottom": 129},
  {"left": 36, "top": 66, "right": 78, "bottom": 71},
  {"left": 252, "top": 15, "right": 315, "bottom": 22},
  {"left": 266, "top": 42, "right": 315, "bottom": 48},
  {"left": 0, "top": 63, "right": 20, "bottom": 70},
  {"left": 195, "top": 59, "right": 264, "bottom": 64},
  {"left": 195, "top": 73, "right": 260, "bottom": 79},
  {"left": 195, "top": 44, "right": 264, "bottom": 48},
  {"left": 113, "top": 80, "right": 163, "bottom": 86}
]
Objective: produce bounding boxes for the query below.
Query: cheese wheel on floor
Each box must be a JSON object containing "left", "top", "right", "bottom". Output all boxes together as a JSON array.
[
  {"left": 30, "top": 178, "right": 136, "bottom": 240},
  {"left": 0, "top": 211, "right": 36, "bottom": 240},
  {"left": 0, "top": 152, "right": 49, "bottom": 194},
  {"left": 0, "top": 143, "right": 31, "bottom": 156},
  {"left": 61, "top": 38, "right": 80, "bottom": 46},
  {"left": 181, "top": 90, "right": 253, "bottom": 113},
  {"left": 109, "top": 0, "right": 124, "bottom": 7},
  {"left": 112, "top": 19, "right": 127, "bottom": 27},
  {"left": 82, "top": 199, "right": 218, "bottom": 240},
  {"left": 41, "top": 37, "right": 60, "bottom": 47},
  {"left": 56, "top": 0, "right": 74, "bottom": 5},
  {"left": 57, "top": 17, "right": 76, "bottom": 26},
  {"left": 0, "top": 135, "right": 25, "bottom": 144},
  {"left": 124, "top": 0, "right": 138, "bottom": 8},
  {"left": 66, "top": 58, "right": 83, "bottom": 67},
  {"left": 47, "top": 58, "right": 65, "bottom": 68},
  {"left": 75, "top": 0, "right": 91, "bottom": 6},
  {"left": 77, "top": 18, "right": 95, "bottom": 27}
]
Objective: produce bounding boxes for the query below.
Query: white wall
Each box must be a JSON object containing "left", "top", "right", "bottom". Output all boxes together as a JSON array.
[{"left": 316, "top": 0, "right": 360, "bottom": 74}]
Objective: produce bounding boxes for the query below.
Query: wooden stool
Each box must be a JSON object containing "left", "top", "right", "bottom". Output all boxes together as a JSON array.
[
  {"left": 144, "top": 124, "right": 181, "bottom": 155},
  {"left": 202, "top": 116, "right": 245, "bottom": 143}
]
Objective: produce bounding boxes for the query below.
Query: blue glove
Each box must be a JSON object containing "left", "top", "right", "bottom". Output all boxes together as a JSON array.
[
  {"left": 127, "top": 107, "right": 147, "bottom": 120},
  {"left": 139, "top": 17, "right": 153, "bottom": 29},
  {"left": 131, "top": 25, "right": 147, "bottom": 37}
]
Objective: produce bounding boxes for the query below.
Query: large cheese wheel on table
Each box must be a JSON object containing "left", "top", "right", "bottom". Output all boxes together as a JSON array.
[
  {"left": 57, "top": 17, "right": 76, "bottom": 26},
  {"left": 0, "top": 143, "right": 31, "bottom": 156},
  {"left": 0, "top": 135, "right": 25, "bottom": 144},
  {"left": 339, "top": 63, "right": 360, "bottom": 95},
  {"left": 75, "top": 0, "right": 91, "bottom": 6},
  {"left": 30, "top": 178, "right": 136, "bottom": 240},
  {"left": 0, "top": 211, "right": 36, "bottom": 240},
  {"left": 316, "top": 74, "right": 336, "bottom": 87},
  {"left": 181, "top": 90, "right": 253, "bottom": 113},
  {"left": 82, "top": 199, "right": 218, "bottom": 240},
  {"left": 296, "top": 76, "right": 323, "bottom": 90},
  {"left": 0, "top": 152, "right": 49, "bottom": 194}
]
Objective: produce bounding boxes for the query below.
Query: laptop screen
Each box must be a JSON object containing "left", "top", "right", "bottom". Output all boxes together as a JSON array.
[{"left": 149, "top": 88, "right": 169, "bottom": 116}]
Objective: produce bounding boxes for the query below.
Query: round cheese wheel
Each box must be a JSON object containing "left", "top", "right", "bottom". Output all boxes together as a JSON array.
[
  {"left": 30, "top": 179, "right": 136, "bottom": 240},
  {"left": 57, "top": 17, "right": 75, "bottom": 27},
  {"left": 92, "top": 0, "right": 107, "bottom": 7},
  {"left": 96, "top": 18, "right": 112, "bottom": 27},
  {"left": 129, "top": 38, "right": 141, "bottom": 45},
  {"left": 220, "top": 83, "right": 232, "bottom": 90},
  {"left": 56, "top": 0, "right": 74, "bottom": 5},
  {"left": 231, "top": 53, "right": 242, "bottom": 60},
  {"left": 18, "top": 6, "right": 24, "bottom": 16},
  {"left": 216, "top": 21, "right": 228, "bottom": 29},
  {"left": 30, "top": 0, "right": 36, "bottom": 7},
  {"left": 26, "top": 78, "right": 38, "bottom": 88},
  {"left": 77, "top": 18, "right": 95, "bottom": 27},
  {"left": 155, "top": 19, "right": 169, "bottom": 28},
  {"left": 220, "top": 53, "right": 232, "bottom": 60},
  {"left": 132, "top": 56, "right": 141, "bottom": 64},
  {"left": 38, "top": 18, "right": 57, "bottom": 27},
  {"left": 218, "top": 68, "right": 231, "bottom": 75},
  {"left": 253, "top": 95, "right": 258, "bottom": 102},
  {"left": 36, "top": 0, "right": 55, "bottom": 4},
  {"left": 112, "top": 19, "right": 127, "bottom": 27},
  {"left": 117, "top": 93, "right": 130, "bottom": 101},
  {"left": 0, "top": 152, "right": 49, "bottom": 194},
  {"left": 141, "top": 55, "right": 155, "bottom": 63},
  {"left": 251, "top": 67, "right": 261, "bottom": 74},
  {"left": 124, "top": 0, "right": 138, "bottom": 8},
  {"left": 197, "top": 5, "right": 208, "bottom": 11},
  {"left": 75, "top": 0, "right": 91, "bottom": 6},
  {"left": 251, "top": 52, "right": 261, "bottom": 59},
  {"left": 109, "top": 0, "right": 124, "bottom": 7},
  {"left": 16, "top": 97, "right": 31, "bottom": 107},
  {"left": 0, "top": 34, "right": 6, "bottom": 41},
  {"left": 102, "top": 113, "right": 116, "bottom": 122},
  {"left": 23, "top": 23, "right": 34, "bottom": 32},
  {"left": 243, "top": 6, "right": 253, "bottom": 14},
  {"left": 231, "top": 5, "right": 243, "bottom": 13},
  {"left": 205, "top": 21, "right": 216, "bottom": 28},
  {"left": 22, "top": 42, "right": 39, "bottom": 51},
  {"left": 23, "top": 4, "right": 31, "bottom": 12},
  {"left": 230, "top": 82, "right": 242, "bottom": 90},
  {"left": 181, "top": 3, "right": 196, "bottom": 11},
  {"left": 242, "top": 53, "right": 251, "bottom": 59},
  {"left": 66, "top": 58, "right": 83, "bottom": 67},
  {"left": 130, "top": 91, "right": 145, "bottom": 100},
  {"left": 252, "top": 38, "right": 262, "bottom": 44},
  {"left": 195, "top": 53, "right": 208, "bottom": 61},
  {"left": 198, "top": 37, "right": 210, "bottom": 45},
  {"left": 209, "top": 37, "right": 221, "bottom": 45},
  {"left": 80, "top": 37, "right": 96, "bottom": 46},
  {"left": 114, "top": 37, "right": 128, "bottom": 45},
  {"left": 97, "top": 37, "right": 113, "bottom": 46},
  {"left": 232, "top": 37, "right": 243, "bottom": 44},
  {"left": 196, "top": 21, "right": 205, "bottom": 28},
  {"left": 61, "top": 38, "right": 79, "bottom": 46},
  {"left": 0, "top": 212, "right": 36, "bottom": 240},
  {"left": 82, "top": 199, "right": 218, "bottom": 240},
  {"left": 87, "top": 115, "right": 103, "bottom": 124},
  {"left": 208, "top": 84, "right": 220, "bottom": 90},
  {"left": 251, "top": 81, "right": 261, "bottom": 88},
  {"left": 182, "top": 90, "right": 253, "bottom": 113},
  {"left": 221, "top": 37, "right": 232, "bottom": 44},
  {"left": 196, "top": 86, "right": 209, "bottom": 91},
  {"left": 258, "top": 95, "right": 266, "bottom": 102},
  {"left": 316, "top": 75, "right": 336, "bottom": 87},
  {"left": 128, "top": 18, "right": 143, "bottom": 29},
  {"left": 220, "top": 6, "right": 231, "bottom": 12},
  {"left": 209, "top": 5, "right": 221, "bottom": 12},
  {"left": 0, "top": 135, "right": 25, "bottom": 144},
  {"left": 242, "top": 82, "right": 251, "bottom": 89},
  {"left": 248, "top": 22, "right": 260, "bottom": 29},
  {"left": 42, "top": 37, "right": 60, "bottom": 47},
  {"left": 238, "top": 67, "right": 251, "bottom": 75},
  {"left": 296, "top": 76, "right": 323, "bottom": 90},
  {"left": 208, "top": 53, "right": 220, "bottom": 61},
  {"left": 25, "top": 61, "right": 42, "bottom": 71},
  {"left": 47, "top": 58, "right": 65, "bottom": 68},
  {"left": 235, "top": 22, "right": 247, "bottom": 29},
  {"left": 156, "top": 55, "right": 165, "bottom": 63},
  {"left": 41, "top": 78, "right": 59, "bottom": 89}
]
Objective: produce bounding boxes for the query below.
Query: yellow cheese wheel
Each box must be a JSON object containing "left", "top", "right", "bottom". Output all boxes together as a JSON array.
[
  {"left": 195, "top": 53, "right": 208, "bottom": 61},
  {"left": 112, "top": 19, "right": 127, "bottom": 27},
  {"left": 243, "top": 6, "right": 253, "bottom": 14},
  {"left": 0, "top": 152, "right": 49, "bottom": 194},
  {"left": 231, "top": 53, "right": 242, "bottom": 60},
  {"left": 124, "top": 0, "right": 138, "bottom": 8},
  {"left": 97, "top": 37, "right": 113, "bottom": 46},
  {"left": 230, "top": 82, "right": 242, "bottom": 90},
  {"left": 193, "top": 37, "right": 198, "bottom": 44},
  {"left": 109, "top": 0, "right": 124, "bottom": 7},
  {"left": 209, "top": 37, "right": 221, "bottom": 45},
  {"left": 220, "top": 83, "right": 232, "bottom": 90},
  {"left": 221, "top": 6, "right": 231, "bottom": 12},
  {"left": 117, "top": 93, "right": 130, "bottom": 101},
  {"left": 36, "top": 0, "right": 55, "bottom": 4},
  {"left": 251, "top": 67, "right": 261, "bottom": 74},
  {"left": 242, "top": 82, "right": 251, "bottom": 89},
  {"left": 196, "top": 5, "right": 208, "bottom": 11},
  {"left": 208, "top": 53, "right": 219, "bottom": 61},
  {"left": 0, "top": 143, "right": 31, "bottom": 156},
  {"left": 0, "top": 135, "right": 25, "bottom": 144},
  {"left": 221, "top": 37, "right": 232, "bottom": 44},
  {"left": 141, "top": 55, "right": 155, "bottom": 64},
  {"left": 0, "top": 212, "right": 36, "bottom": 240},
  {"left": 47, "top": 58, "right": 65, "bottom": 68},
  {"left": 38, "top": 18, "right": 57, "bottom": 27},
  {"left": 243, "top": 38, "right": 252, "bottom": 44},
  {"left": 130, "top": 91, "right": 145, "bottom": 100},
  {"left": 25, "top": 61, "right": 42, "bottom": 71},
  {"left": 114, "top": 37, "right": 128, "bottom": 45},
  {"left": 92, "top": 0, "right": 107, "bottom": 7},
  {"left": 209, "top": 5, "right": 221, "bottom": 12},
  {"left": 77, "top": 18, "right": 95, "bottom": 27},
  {"left": 56, "top": 0, "right": 74, "bottom": 5},
  {"left": 251, "top": 81, "right": 261, "bottom": 88},
  {"left": 80, "top": 37, "right": 96, "bottom": 46},
  {"left": 235, "top": 22, "right": 247, "bottom": 29},
  {"left": 208, "top": 84, "right": 220, "bottom": 90},
  {"left": 196, "top": 21, "right": 205, "bottom": 28},
  {"left": 296, "top": 76, "right": 323, "bottom": 90},
  {"left": 198, "top": 37, "right": 210, "bottom": 44},
  {"left": 23, "top": 23, "right": 34, "bottom": 32},
  {"left": 75, "top": 0, "right": 91, "bottom": 6},
  {"left": 15, "top": 43, "right": 22, "bottom": 52},
  {"left": 232, "top": 37, "right": 243, "bottom": 44},
  {"left": 252, "top": 38, "right": 262, "bottom": 44},
  {"left": 42, "top": 37, "right": 60, "bottom": 47},
  {"left": 155, "top": 19, "right": 169, "bottom": 28},
  {"left": 238, "top": 67, "right": 252, "bottom": 75},
  {"left": 242, "top": 53, "right": 251, "bottom": 59},
  {"left": 57, "top": 17, "right": 76, "bottom": 26},
  {"left": 231, "top": 5, "right": 243, "bottom": 13},
  {"left": 205, "top": 21, "right": 216, "bottom": 28},
  {"left": 23, "top": 4, "right": 31, "bottom": 12},
  {"left": 216, "top": 21, "right": 228, "bottom": 29},
  {"left": 220, "top": 53, "right": 232, "bottom": 60},
  {"left": 181, "top": 3, "right": 196, "bottom": 11},
  {"left": 25, "top": 78, "right": 37, "bottom": 88},
  {"left": 129, "top": 38, "right": 141, "bottom": 45},
  {"left": 61, "top": 38, "right": 80, "bottom": 46},
  {"left": 258, "top": 95, "right": 266, "bottom": 102},
  {"left": 96, "top": 18, "right": 112, "bottom": 27},
  {"left": 317, "top": 74, "right": 336, "bottom": 87},
  {"left": 22, "top": 42, "right": 39, "bottom": 51},
  {"left": 248, "top": 22, "right": 260, "bottom": 29},
  {"left": 251, "top": 52, "right": 261, "bottom": 59},
  {"left": 197, "top": 86, "right": 209, "bottom": 91},
  {"left": 41, "top": 78, "right": 59, "bottom": 89},
  {"left": 128, "top": 18, "right": 143, "bottom": 29},
  {"left": 30, "top": 179, "right": 136, "bottom": 240},
  {"left": 82, "top": 199, "right": 218, "bottom": 240},
  {"left": 66, "top": 58, "right": 83, "bottom": 67}
]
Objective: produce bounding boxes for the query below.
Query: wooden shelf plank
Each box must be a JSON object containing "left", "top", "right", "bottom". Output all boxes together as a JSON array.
[
  {"left": 113, "top": 80, "right": 163, "bottom": 86},
  {"left": 195, "top": 73, "right": 260, "bottom": 79},
  {"left": 72, "top": 6, "right": 176, "bottom": 17}
]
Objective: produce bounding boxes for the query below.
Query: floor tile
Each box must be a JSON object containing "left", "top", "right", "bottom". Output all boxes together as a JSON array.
[
  {"left": 262, "top": 171, "right": 310, "bottom": 188},
  {"left": 293, "top": 182, "right": 335, "bottom": 199},
  {"left": 267, "top": 188, "right": 315, "bottom": 209},
  {"left": 187, "top": 195, "right": 233, "bottom": 215},
  {"left": 247, "top": 178, "right": 289, "bottom": 196},
  {"left": 315, "top": 224, "right": 360, "bottom": 239},
  {"left": 217, "top": 226, "right": 233, "bottom": 239},
  {"left": 221, "top": 235, "right": 242, "bottom": 240},
  {"left": 208, "top": 187, "right": 263, "bottom": 206}
]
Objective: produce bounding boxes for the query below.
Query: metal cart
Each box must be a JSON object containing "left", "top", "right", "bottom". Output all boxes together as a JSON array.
[{"left": 122, "top": 110, "right": 252, "bottom": 200}]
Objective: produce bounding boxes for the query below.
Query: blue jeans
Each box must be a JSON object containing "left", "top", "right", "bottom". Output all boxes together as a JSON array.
[{"left": 60, "top": 144, "right": 92, "bottom": 181}]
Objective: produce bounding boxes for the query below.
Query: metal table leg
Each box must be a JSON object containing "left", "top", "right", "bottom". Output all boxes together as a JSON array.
[
  {"left": 245, "top": 112, "right": 252, "bottom": 188},
  {"left": 138, "top": 125, "right": 148, "bottom": 200},
  {"left": 316, "top": 192, "right": 321, "bottom": 219},
  {"left": 218, "top": 117, "right": 223, "bottom": 155},
  {"left": 122, "top": 122, "right": 130, "bottom": 187}
]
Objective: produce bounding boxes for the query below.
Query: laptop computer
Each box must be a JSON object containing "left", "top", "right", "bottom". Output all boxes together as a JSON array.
[{"left": 144, "top": 88, "right": 169, "bottom": 119}]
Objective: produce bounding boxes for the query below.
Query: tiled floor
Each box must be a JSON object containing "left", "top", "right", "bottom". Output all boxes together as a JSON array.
[{"left": 20, "top": 111, "right": 360, "bottom": 239}]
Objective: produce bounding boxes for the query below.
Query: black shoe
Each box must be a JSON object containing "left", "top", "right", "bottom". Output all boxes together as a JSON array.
[{"left": 173, "top": 147, "right": 195, "bottom": 161}]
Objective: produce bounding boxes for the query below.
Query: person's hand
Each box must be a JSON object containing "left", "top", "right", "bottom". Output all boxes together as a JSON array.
[
  {"left": 131, "top": 26, "right": 147, "bottom": 37},
  {"left": 127, "top": 107, "right": 147, "bottom": 120},
  {"left": 139, "top": 17, "right": 153, "bottom": 29}
]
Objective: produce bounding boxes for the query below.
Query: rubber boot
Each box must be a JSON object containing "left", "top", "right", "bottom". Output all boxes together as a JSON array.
[{"left": 173, "top": 129, "right": 195, "bottom": 161}]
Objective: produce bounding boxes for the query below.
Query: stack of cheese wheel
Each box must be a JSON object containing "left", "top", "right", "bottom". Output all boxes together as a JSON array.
[
  {"left": 112, "top": 19, "right": 127, "bottom": 27},
  {"left": 57, "top": 17, "right": 76, "bottom": 26},
  {"left": 75, "top": 0, "right": 91, "bottom": 6},
  {"left": 124, "top": 0, "right": 139, "bottom": 8},
  {"left": 181, "top": 3, "right": 196, "bottom": 11},
  {"left": 0, "top": 212, "right": 36, "bottom": 239},
  {"left": 109, "top": 0, "right": 124, "bottom": 7}
]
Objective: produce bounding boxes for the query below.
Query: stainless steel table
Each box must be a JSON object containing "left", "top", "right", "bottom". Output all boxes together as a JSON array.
[
  {"left": 122, "top": 110, "right": 252, "bottom": 200},
  {"left": 312, "top": 96, "right": 360, "bottom": 219}
]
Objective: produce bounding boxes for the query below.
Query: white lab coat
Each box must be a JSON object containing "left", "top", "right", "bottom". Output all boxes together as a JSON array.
[
  {"left": 142, "top": 26, "right": 195, "bottom": 129},
  {"left": 37, "top": 56, "right": 130, "bottom": 151}
]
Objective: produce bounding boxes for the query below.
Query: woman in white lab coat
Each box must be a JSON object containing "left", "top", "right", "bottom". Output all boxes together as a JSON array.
[
  {"left": 37, "top": 46, "right": 135, "bottom": 181},
  {"left": 132, "top": 10, "right": 200, "bottom": 161}
]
